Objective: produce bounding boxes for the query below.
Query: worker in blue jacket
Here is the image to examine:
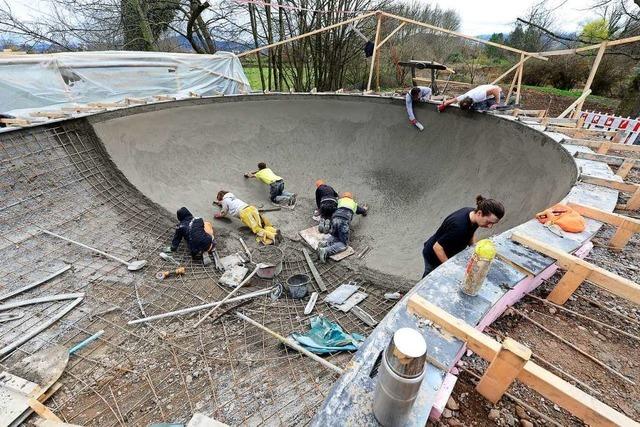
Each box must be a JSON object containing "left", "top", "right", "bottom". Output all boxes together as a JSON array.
[{"left": 165, "top": 207, "right": 215, "bottom": 265}]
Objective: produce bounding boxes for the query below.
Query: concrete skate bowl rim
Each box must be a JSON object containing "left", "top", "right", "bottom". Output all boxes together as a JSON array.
[{"left": 81, "top": 92, "right": 578, "bottom": 281}]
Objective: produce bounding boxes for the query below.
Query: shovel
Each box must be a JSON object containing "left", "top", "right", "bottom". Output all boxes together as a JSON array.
[{"left": 40, "top": 229, "right": 147, "bottom": 271}]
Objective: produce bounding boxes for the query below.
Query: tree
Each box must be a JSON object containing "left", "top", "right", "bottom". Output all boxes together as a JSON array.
[
  {"left": 485, "top": 33, "right": 505, "bottom": 59},
  {"left": 581, "top": 18, "right": 611, "bottom": 42}
]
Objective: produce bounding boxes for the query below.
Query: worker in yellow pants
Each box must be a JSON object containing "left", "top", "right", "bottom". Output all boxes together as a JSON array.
[{"left": 215, "top": 191, "right": 281, "bottom": 245}]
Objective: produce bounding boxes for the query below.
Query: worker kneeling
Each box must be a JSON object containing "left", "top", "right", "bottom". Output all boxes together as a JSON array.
[
  {"left": 215, "top": 191, "right": 281, "bottom": 245},
  {"left": 315, "top": 179, "right": 339, "bottom": 233},
  {"left": 166, "top": 207, "right": 216, "bottom": 265},
  {"left": 317, "top": 192, "right": 368, "bottom": 262}
]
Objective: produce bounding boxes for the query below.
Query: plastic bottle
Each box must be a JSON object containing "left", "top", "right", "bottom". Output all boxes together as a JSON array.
[{"left": 462, "top": 239, "right": 496, "bottom": 296}]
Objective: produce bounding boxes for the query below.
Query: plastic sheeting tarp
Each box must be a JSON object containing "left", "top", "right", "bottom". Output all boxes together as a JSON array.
[
  {"left": 289, "top": 316, "right": 364, "bottom": 354},
  {"left": 0, "top": 51, "right": 252, "bottom": 116}
]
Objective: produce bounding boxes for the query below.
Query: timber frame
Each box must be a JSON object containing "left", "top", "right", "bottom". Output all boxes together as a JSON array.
[{"left": 236, "top": 10, "right": 640, "bottom": 119}]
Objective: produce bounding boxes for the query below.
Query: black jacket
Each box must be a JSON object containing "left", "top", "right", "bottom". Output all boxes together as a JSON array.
[
  {"left": 315, "top": 184, "right": 338, "bottom": 208},
  {"left": 170, "top": 207, "right": 213, "bottom": 254}
]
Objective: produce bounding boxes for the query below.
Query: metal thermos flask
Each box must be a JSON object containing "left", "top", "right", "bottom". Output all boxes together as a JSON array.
[{"left": 372, "top": 328, "right": 427, "bottom": 426}]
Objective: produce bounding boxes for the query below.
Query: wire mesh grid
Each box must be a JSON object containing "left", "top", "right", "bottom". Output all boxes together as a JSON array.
[{"left": 0, "top": 120, "right": 405, "bottom": 426}]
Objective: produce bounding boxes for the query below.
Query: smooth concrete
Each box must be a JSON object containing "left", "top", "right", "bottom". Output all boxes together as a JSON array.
[{"left": 91, "top": 95, "right": 577, "bottom": 278}]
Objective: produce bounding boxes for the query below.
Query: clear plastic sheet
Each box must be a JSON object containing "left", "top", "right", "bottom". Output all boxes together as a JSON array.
[{"left": 0, "top": 51, "right": 251, "bottom": 116}]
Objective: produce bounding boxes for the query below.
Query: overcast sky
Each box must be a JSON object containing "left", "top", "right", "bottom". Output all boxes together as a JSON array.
[{"left": 6, "top": 0, "right": 602, "bottom": 36}]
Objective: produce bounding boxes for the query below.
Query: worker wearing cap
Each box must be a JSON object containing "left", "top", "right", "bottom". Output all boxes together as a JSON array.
[
  {"left": 437, "top": 84, "right": 502, "bottom": 112},
  {"left": 166, "top": 207, "right": 216, "bottom": 265},
  {"left": 214, "top": 191, "right": 281, "bottom": 245},
  {"left": 245, "top": 162, "right": 296, "bottom": 206},
  {"left": 406, "top": 86, "right": 432, "bottom": 131},
  {"left": 315, "top": 179, "right": 339, "bottom": 233},
  {"left": 317, "top": 192, "right": 368, "bottom": 262}
]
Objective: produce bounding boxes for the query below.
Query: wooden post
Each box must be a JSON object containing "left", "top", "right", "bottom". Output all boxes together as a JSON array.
[
  {"left": 515, "top": 53, "right": 525, "bottom": 105},
  {"left": 617, "top": 159, "right": 635, "bottom": 179},
  {"left": 506, "top": 67, "right": 519, "bottom": 105},
  {"left": 367, "top": 13, "right": 383, "bottom": 92},
  {"left": 572, "top": 42, "right": 607, "bottom": 118},
  {"left": 547, "top": 263, "right": 592, "bottom": 305},
  {"left": 476, "top": 337, "right": 531, "bottom": 403}
]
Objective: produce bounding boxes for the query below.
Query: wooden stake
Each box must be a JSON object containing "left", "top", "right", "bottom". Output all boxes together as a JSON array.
[
  {"left": 547, "top": 263, "right": 592, "bottom": 305},
  {"left": 367, "top": 13, "right": 383, "bottom": 92},
  {"left": 515, "top": 52, "right": 525, "bottom": 105},
  {"left": 572, "top": 42, "right": 607, "bottom": 118},
  {"left": 476, "top": 337, "right": 531, "bottom": 403}
]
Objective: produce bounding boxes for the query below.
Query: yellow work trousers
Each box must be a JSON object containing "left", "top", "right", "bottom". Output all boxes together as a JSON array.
[{"left": 239, "top": 206, "right": 277, "bottom": 245}]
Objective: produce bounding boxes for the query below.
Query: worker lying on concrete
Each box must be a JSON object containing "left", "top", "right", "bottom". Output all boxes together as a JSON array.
[
  {"left": 315, "top": 179, "right": 339, "bottom": 233},
  {"left": 166, "top": 207, "right": 216, "bottom": 265},
  {"left": 214, "top": 191, "right": 281, "bottom": 245},
  {"left": 317, "top": 192, "right": 368, "bottom": 262},
  {"left": 421, "top": 195, "right": 504, "bottom": 278},
  {"left": 245, "top": 162, "right": 297, "bottom": 206},
  {"left": 406, "top": 86, "right": 432, "bottom": 131},
  {"left": 437, "top": 84, "right": 502, "bottom": 112}
]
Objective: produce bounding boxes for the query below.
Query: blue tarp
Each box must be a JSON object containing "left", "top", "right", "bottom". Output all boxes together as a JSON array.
[{"left": 290, "top": 316, "right": 364, "bottom": 354}]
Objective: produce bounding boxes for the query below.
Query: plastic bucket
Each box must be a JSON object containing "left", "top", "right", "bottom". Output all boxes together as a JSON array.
[{"left": 286, "top": 274, "right": 310, "bottom": 299}]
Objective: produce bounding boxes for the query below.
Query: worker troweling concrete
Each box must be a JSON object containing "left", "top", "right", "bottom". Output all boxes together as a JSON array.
[
  {"left": 437, "top": 84, "right": 503, "bottom": 112},
  {"left": 165, "top": 207, "right": 216, "bottom": 265},
  {"left": 214, "top": 191, "right": 281, "bottom": 245},
  {"left": 317, "top": 192, "right": 368, "bottom": 262},
  {"left": 314, "top": 179, "right": 339, "bottom": 233},
  {"left": 406, "top": 86, "right": 432, "bottom": 131},
  {"left": 421, "top": 195, "right": 504, "bottom": 278},
  {"left": 245, "top": 162, "right": 297, "bottom": 206}
]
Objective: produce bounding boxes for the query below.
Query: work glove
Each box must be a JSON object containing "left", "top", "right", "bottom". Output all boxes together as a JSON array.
[
  {"left": 164, "top": 246, "right": 174, "bottom": 253},
  {"left": 414, "top": 121, "right": 424, "bottom": 131},
  {"left": 437, "top": 104, "right": 446, "bottom": 112}
]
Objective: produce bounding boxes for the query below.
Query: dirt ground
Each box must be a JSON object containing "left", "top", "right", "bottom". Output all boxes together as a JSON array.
[{"left": 429, "top": 146, "right": 640, "bottom": 426}]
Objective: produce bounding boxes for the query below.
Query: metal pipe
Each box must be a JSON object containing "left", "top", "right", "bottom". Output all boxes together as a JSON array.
[
  {"left": 0, "top": 265, "right": 71, "bottom": 302},
  {"left": 0, "top": 293, "right": 85, "bottom": 311}
]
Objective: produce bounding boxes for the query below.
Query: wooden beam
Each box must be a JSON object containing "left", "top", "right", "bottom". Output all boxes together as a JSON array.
[
  {"left": 0, "top": 118, "right": 31, "bottom": 126},
  {"left": 61, "top": 106, "right": 106, "bottom": 113},
  {"left": 579, "top": 175, "right": 639, "bottom": 194},
  {"left": 380, "top": 11, "right": 547, "bottom": 60},
  {"left": 573, "top": 151, "right": 635, "bottom": 167},
  {"left": 573, "top": 42, "right": 607, "bottom": 117},
  {"left": 506, "top": 65, "right": 520, "bottom": 104},
  {"left": 125, "top": 97, "right": 147, "bottom": 105},
  {"left": 376, "top": 22, "right": 406, "bottom": 50},
  {"left": 580, "top": 206, "right": 640, "bottom": 248},
  {"left": 237, "top": 11, "right": 378, "bottom": 58},
  {"left": 407, "top": 294, "right": 639, "bottom": 427},
  {"left": 476, "top": 337, "right": 531, "bottom": 403},
  {"left": 491, "top": 56, "right": 531, "bottom": 85},
  {"left": 87, "top": 102, "right": 124, "bottom": 108},
  {"left": 564, "top": 138, "right": 640, "bottom": 154},
  {"left": 547, "top": 126, "right": 617, "bottom": 139},
  {"left": 547, "top": 263, "right": 592, "bottom": 304},
  {"left": 557, "top": 89, "right": 592, "bottom": 118},
  {"left": 29, "top": 111, "right": 70, "bottom": 119},
  {"left": 617, "top": 159, "right": 636, "bottom": 179},
  {"left": 516, "top": 53, "right": 525, "bottom": 104},
  {"left": 512, "top": 109, "right": 546, "bottom": 118},
  {"left": 366, "top": 13, "right": 383, "bottom": 92},
  {"left": 510, "top": 232, "right": 640, "bottom": 305}
]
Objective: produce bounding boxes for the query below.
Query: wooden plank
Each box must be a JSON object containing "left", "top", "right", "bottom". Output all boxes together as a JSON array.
[
  {"left": 366, "top": 13, "right": 383, "bottom": 92},
  {"left": 380, "top": 11, "right": 547, "bottom": 60},
  {"left": 376, "top": 22, "right": 405, "bottom": 50},
  {"left": 557, "top": 89, "right": 592, "bottom": 118},
  {"left": 302, "top": 248, "right": 327, "bottom": 292},
  {"left": 565, "top": 139, "right": 640, "bottom": 154},
  {"left": 547, "top": 263, "right": 592, "bottom": 305},
  {"left": 407, "top": 295, "right": 640, "bottom": 427},
  {"left": 238, "top": 11, "right": 378, "bottom": 57},
  {"left": 29, "top": 112, "right": 70, "bottom": 119},
  {"left": 0, "top": 118, "right": 31, "bottom": 126},
  {"left": 548, "top": 126, "right": 616, "bottom": 139},
  {"left": 616, "top": 159, "right": 635, "bottom": 179},
  {"left": 573, "top": 151, "right": 628, "bottom": 167},
  {"left": 567, "top": 202, "right": 640, "bottom": 231},
  {"left": 125, "top": 97, "right": 147, "bottom": 105},
  {"left": 579, "top": 175, "right": 639, "bottom": 194},
  {"left": 491, "top": 56, "right": 531, "bottom": 85},
  {"left": 476, "top": 337, "right": 531, "bottom": 403},
  {"left": 511, "top": 232, "right": 640, "bottom": 305},
  {"left": 61, "top": 106, "right": 106, "bottom": 113},
  {"left": 27, "top": 398, "right": 62, "bottom": 421},
  {"left": 87, "top": 102, "right": 124, "bottom": 108},
  {"left": 153, "top": 95, "right": 176, "bottom": 101},
  {"left": 515, "top": 52, "right": 525, "bottom": 104},
  {"left": 626, "top": 187, "right": 640, "bottom": 211}
]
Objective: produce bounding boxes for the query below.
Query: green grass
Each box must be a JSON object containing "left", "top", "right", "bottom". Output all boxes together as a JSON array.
[
  {"left": 522, "top": 84, "right": 618, "bottom": 107},
  {"left": 243, "top": 66, "right": 295, "bottom": 91}
]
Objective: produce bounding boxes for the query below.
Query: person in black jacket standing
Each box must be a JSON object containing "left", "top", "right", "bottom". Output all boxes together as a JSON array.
[
  {"left": 314, "top": 179, "right": 339, "bottom": 233},
  {"left": 165, "top": 207, "right": 216, "bottom": 265}
]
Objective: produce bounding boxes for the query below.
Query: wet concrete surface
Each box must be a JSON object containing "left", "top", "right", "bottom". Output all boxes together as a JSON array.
[{"left": 91, "top": 94, "right": 577, "bottom": 279}]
